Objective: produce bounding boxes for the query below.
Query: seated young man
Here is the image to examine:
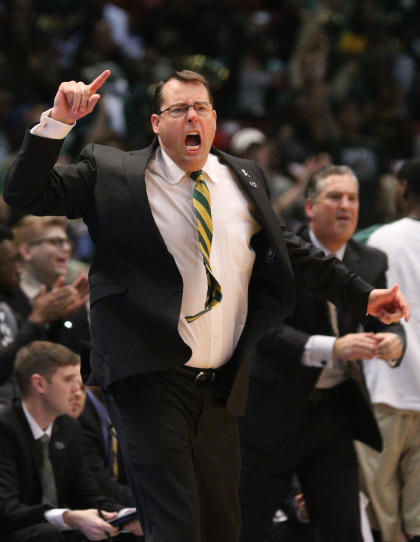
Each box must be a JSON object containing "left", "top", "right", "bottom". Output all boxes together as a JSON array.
[{"left": 0, "top": 340, "right": 141, "bottom": 541}]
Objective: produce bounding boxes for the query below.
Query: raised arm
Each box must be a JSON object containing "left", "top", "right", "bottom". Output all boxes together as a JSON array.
[{"left": 4, "top": 71, "right": 111, "bottom": 218}]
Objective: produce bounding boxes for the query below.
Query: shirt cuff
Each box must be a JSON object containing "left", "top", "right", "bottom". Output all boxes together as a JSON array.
[
  {"left": 302, "top": 335, "right": 336, "bottom": 369},
  {"left": 30, "top": 108, "right": 75, "bottom": 139},
  {"left": 45, "top": 508, "right": 71, "bottom": 530}
]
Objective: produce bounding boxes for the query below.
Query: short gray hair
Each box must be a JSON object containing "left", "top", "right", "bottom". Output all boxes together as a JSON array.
[{"left": 305, "top": 165, "right": 359, "bottom": 201}]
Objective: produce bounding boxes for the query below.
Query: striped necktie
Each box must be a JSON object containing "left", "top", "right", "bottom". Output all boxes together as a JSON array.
[
  {"left": 109, "top": 424, "right": 119, "bottom": 479},
  {"left": 185, "top": 170, "right": 223, "bottom": 323}
]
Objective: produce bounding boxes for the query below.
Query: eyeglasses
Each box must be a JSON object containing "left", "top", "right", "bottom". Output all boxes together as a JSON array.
[
  {"left": 29, "top": 237, "right": 74, "bottom": 249},
  {"left": 158, "top": 102, "right": 213, "bottom": 118}
]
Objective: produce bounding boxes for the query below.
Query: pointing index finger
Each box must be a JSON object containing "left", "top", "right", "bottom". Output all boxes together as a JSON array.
[{"left": 88, "top": 69, "right": 111, "bottom": 94}]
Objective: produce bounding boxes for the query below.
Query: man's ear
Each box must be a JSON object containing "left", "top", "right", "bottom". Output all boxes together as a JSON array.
[
  {"left": 151, "top": 114, "right": 160, "bottom": 135},
  {"left": 18, "top": 242, "right": 32, "bottom": 263},
  {"left": 31, "top": 373, "right": 47, "bottom": 395},
  {"left": 305, "top": 197, "right": 315, "bottom": 220},
  {"left": 400, "top": 179, "right": 408, "bottom": 198}
]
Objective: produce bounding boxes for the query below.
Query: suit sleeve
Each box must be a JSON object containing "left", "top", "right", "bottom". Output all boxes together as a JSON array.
[
  {"left": 4, "top": 130, "right": 96, "bottom": 218},
  {"left": 257, "top": 322, "right": 310, "bottom": 368},
  {"left": 58, "top": 417, "right": 122, "bottom": 512},
  {"left": 282, "top": 228, "right": 373, "bottom": 317},
  {"left": 258, "top": 244, "right": 405, "bottom": 367}
]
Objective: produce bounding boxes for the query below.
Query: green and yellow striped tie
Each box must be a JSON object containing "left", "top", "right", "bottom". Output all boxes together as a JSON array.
[{"left": 186, "top": 170, "right": 223, "bottom": 323}]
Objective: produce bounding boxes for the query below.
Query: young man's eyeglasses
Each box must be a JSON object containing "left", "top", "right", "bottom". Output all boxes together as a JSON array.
[
  {"left": 29, "top": 237, "right": 74, "bottom": 249},
  {"left": 158, "top": 102, "right": 213, "bottom": 118}
]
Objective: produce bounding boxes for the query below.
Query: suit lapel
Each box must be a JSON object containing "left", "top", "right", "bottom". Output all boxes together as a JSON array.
[
  {"left": 122, "top": 141, "right": 169, "bottom": 251},
  {"left": 15, "top": 404, "right": 43, "bottom": 485}
]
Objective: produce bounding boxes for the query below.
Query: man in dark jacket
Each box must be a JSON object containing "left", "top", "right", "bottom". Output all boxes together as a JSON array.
[
  {"left": 4, "top": 70, "right": 409, "bottom": 542},
  {"left": 240, "top": 165, "right": 406, "bottom": 542},
  {"left": 0, "top": 341, "right": 142, "bottom": 541}
]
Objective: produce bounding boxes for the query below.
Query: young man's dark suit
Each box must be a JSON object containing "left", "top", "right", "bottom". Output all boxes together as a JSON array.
[
  {"left": 4, "top": 134, "right": 374, "bottom": 541},
  {"left": 0, "top": 400, "right": 118, "bottom": 540},
  {"left": 239, "top": 227, "right": 406, "bottom": 542}
]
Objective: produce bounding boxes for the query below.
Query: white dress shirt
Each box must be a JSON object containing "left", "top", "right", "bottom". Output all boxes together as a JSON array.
[
  {"left": 21, "top": 402, "right": 71, "bottom": 530},
  {"left": 32, "top": 111, "right": 260, "bottom": 369}
]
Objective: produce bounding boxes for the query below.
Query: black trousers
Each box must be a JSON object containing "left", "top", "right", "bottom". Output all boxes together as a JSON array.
[
  {"left": 239, "top": 387, "right": 363, "bottom": 542},
  {"left": 5, "top": 524, "right": 87, "bottom": 541},
  {"left": 105, "top": 367, "right": 241, "bottom": 542},
  {"left": 6, "top": 524, "right": 141, "bottom": 541}
]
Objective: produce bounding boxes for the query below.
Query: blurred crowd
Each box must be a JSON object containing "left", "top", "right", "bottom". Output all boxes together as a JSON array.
[{"left": 1, "top": 0, "right": 420, "bottom": 244}]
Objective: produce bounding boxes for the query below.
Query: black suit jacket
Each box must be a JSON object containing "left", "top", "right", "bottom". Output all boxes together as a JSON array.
[
  {"left": 240, "top": 228, "right": 405, "bottom": 456},
  {"left": 4, "top": 135, "right": 373, "bottom": 415},
  {"left": 77, "top": 393, "right": 134, "bottom": 507},
  {"left": 0, "top": 401, "right": 118, "bottom": 535}
]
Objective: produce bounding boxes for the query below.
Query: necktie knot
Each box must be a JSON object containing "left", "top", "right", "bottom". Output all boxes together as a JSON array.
[
  {"left": 39, "top": 434, "right": 49, "bottom": 445},
  {"left": 189, "top": 170, "right": 204, "bottom": 182}
]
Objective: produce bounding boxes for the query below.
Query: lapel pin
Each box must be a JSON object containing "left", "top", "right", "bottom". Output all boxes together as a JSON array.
[
  {"left": 249, "top": 180, "right": 257, "bottom": 189},
  {"left": 54, "top": 441, "right": 65, "bottom": 450},
  {"left": 241, "top": 168, "right": 250, "bottom": 177}
]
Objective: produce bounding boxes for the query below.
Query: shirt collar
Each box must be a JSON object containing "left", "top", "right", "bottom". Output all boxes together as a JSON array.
[
  {"left": 309, "top": 229, "right": 346, "bottom": 261},
  {"left": 20, "top": 271, "right": 44, "bottom": 302},
  {"left": 157, "top": 147, "right": 219, "bottom": 185},
  {"left": 22, "top": 401, "right": 53, "bottom": 440}
]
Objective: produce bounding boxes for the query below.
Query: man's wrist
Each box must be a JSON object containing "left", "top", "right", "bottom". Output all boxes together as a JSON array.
[
  {"left": 302, "top": 335, "right": 335, "bottom": 368},
  {"left": 30, "top": 108, "right": 75, "bottom": 139},
  {"left": 62, "top": 510, "right": 77, "bottom": 529},
  {"left": 45, "top": 508, "right": 71, "bottom": 530},
  {"left": 50, "top": 108, "right": 75, "bottom": 126},
  {"left": 28, "top": 312, "right": 48, "bottom": 327}
]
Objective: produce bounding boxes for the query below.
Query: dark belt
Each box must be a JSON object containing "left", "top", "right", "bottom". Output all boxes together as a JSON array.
[{"left": 175, "top": 365, "right": 225, "bottom": 386}]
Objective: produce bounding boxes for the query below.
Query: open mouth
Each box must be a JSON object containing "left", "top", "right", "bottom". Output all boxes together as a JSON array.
[
  {"left": 185, "top": 132, "right": 201, "bottom": 151},
  {"left": 55, "top": 256, "right": 68, "bottom": 267}
]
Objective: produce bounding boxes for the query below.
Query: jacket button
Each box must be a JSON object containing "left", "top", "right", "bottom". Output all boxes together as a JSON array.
[{"left": 266, "top": 247, "right": 276, "bottom": 260}]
